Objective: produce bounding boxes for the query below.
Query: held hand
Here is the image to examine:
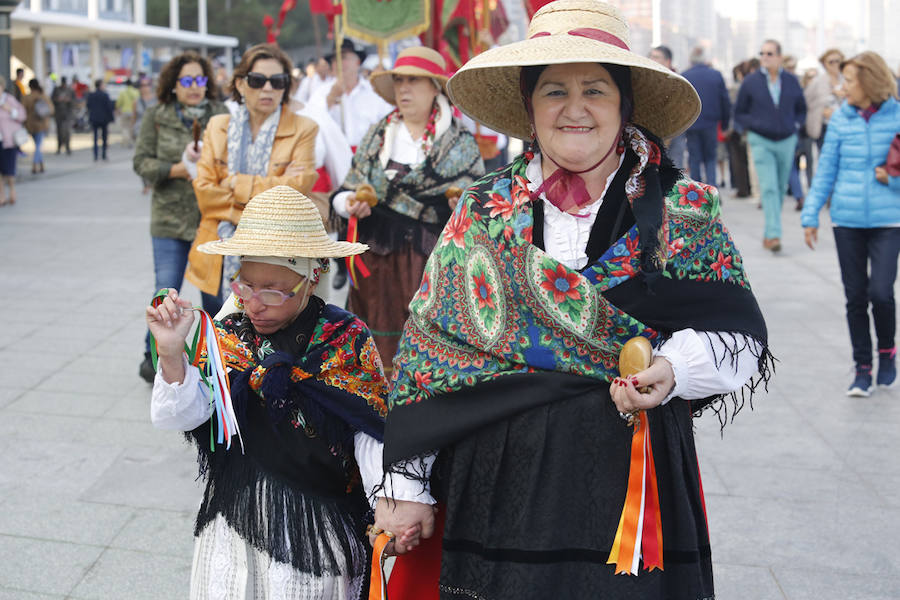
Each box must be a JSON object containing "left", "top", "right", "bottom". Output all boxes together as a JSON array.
[
  {"left": 610, "top": 356, "right": 675, "bottom": 415},
  {"left": 875, "top": 166, "right": 890, "bottom": 185},
  {"left": 145, "top": 289, "right": 195, "bottom": 357},
  {"left": 371, "top": 498, "right": 436, "bottom": 555},
  {"left": 183, "top": 140, "right": 202, "bottom": 163},
  {"left": 804, "top": 226, "right": 818, "bottom": 250},
  {"left": 347, "top": 194, "right": 372, "bottom": 219},
  {"left": 169, "top": 161, "right": 191, "bottom": 180},
  {"left": 327, "top": 82, "right": 345, "bottom": 106}
]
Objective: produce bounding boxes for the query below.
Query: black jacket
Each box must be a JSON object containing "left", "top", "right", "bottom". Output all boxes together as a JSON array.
[{"left": 86, "top": 90, "right": 114, "bottom": 126}]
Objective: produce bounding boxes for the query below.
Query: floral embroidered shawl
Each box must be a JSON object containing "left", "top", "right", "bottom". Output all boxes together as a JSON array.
[{"left": 384, "top": 126, "right": 769, "bottom": 463}]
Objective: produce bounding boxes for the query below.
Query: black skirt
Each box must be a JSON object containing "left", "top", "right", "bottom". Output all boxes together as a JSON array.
[{"left": 434, "top": 385, "right": 714, "bottom": 600}]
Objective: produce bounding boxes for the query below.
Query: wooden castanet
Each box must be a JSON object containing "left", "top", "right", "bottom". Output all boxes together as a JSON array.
[{"left": 352, "top": 183, "right": 378, "bottom": 207}]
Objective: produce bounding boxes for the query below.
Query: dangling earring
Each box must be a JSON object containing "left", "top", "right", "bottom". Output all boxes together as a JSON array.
[{"left": 615, "top": 135, "right": 626, "bottom": 155}]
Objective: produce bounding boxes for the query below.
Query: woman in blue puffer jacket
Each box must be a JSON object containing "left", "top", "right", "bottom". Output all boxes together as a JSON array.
[{"left": 802, "top": 51, "right": 900, "bottom": 397}]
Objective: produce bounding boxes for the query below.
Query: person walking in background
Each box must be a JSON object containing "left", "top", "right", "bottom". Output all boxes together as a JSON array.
[
  {"left": 133, "top": 52, "right": 227, "bottom": 383},
  {"left": 51, "top": 76, "right": 75, "bottom": 155},
  {"left": 0, "top": 75, "right": 25, "bottom": 206},
  {"left": 12, "top": 68, "right": 26, "bottom": 101},
  {"left": 726, "top": 62, "right": 753, "bottom": 197},
  {"left": 649, "top": 44, "right": 687, "bottom": 169},
  {"left": 805, "top": 48, "right": 846, "bottom": 151},
  {"left": 86, "top": 79, "right": 114, "bottom": 161},
  {"left": 187, "top": 43, "right": 319, "bottom": 317},
  {"left": 783, "top": 55, "right": 806, "bottom": 211},
  {"left": 735, "top": 39, "right": 806, "bottom": 252},
  {"left": 681, "top": 46, "right": 731, "bottom": 188},
  {"left": 115, "top": 79, "right": 139, "bottom": 148},
  {"left": 22, "top": 79, "right": 53, "bottom": 175},
  {"left": 802, "top": 51, "right": 900, "bottom": 397}
]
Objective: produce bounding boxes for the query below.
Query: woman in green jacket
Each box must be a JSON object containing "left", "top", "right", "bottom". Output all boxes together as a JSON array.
[{"left": 133, "top": 51, "right": 227, "bottom": 382}]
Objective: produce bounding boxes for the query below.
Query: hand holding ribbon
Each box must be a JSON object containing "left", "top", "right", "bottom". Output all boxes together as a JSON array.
[{"left": 147, "top": 288, "right": 244, "bottom": 453}]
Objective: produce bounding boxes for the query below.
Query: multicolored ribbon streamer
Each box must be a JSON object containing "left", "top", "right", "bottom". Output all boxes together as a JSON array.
[
  {"left": 368, "top": 532, "right": 394, "bottom": 600},
  {"left": 607, "top": 410, "right": 663, "bottom": 575},
  {"left": 149, "top": 289, "right": 244, "bottom": 453},
  {"left": 345, "top": 215, "right": 371, "bottom": 289}
]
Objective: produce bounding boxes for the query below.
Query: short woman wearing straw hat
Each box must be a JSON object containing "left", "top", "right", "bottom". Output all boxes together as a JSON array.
[
  {"left": 331, "top": 46, "right": 484, "bottom": 367},
  {"left": 375, "top": 2, "right": 772, "bottom": 598},
  {"left": 148, "top": 186, "right": 404, "bottom": 599}
]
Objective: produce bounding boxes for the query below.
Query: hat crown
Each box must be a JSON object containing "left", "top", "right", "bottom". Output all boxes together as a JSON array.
[
  {"left": 527, "top": 0, "right": 630, "bottom": 48},
  {"left": 396, "top": 46, "right": 447, "bottom": 74}
]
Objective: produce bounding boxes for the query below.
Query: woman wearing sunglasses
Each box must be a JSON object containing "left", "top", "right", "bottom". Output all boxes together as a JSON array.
[
  {"left": 187, "top": 43, "right": 319, "bottom": 319},
  {"left": 133, "top": 51, "right": 227, "bottom": 383}
]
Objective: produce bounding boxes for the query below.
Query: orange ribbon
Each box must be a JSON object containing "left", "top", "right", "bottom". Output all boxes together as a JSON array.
[
  {"left": 607, "top": 411, "right": 663, "bottom": 575},
  {"left": 345, "top": 215, "right": 371, "bottom": 289},
  {"left": 369, "top": 532, "right": 394, "bottom": 600}
]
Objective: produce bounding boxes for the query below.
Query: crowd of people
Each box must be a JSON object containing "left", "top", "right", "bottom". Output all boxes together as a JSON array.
[{"left": 646, "top": 39, "right": 900, "bottom": 399}]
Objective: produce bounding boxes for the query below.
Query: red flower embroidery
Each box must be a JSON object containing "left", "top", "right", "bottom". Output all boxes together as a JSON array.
[
  {"left": 711, "top": 252, "right": 732, "bottom": 278},
  {"left": 485, "top": 192, "right": 515, "bottom": 219},
  {"left": 677, "top": 182, "right": 707, "bottom": 209},
  {"left": 442, "top": 203, "right": 471, "bottom": 249},
  {"left": 472, "top": 272, "right": 495, "bottom": 310},
  {"left": 540, "top": 264, "right": 582, "bottom": 303},
  {"left": 414, "top": 371, "right": 433, "bottom": 388},
  {"left": 511, "top": 176, "right": 531, "bottom": 207}
]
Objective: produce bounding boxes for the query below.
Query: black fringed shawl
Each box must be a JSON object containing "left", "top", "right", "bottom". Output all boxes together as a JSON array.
[{"left": 188, "top": 297, "right": 388, "bottom": 578}]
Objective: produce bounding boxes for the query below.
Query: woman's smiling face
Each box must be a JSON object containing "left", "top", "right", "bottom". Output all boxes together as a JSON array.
[{"left": 531, "top": 63, "right": 622, "bottom": 171}]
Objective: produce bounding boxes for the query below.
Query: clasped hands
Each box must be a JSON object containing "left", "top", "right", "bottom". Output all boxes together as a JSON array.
[{"left": 369, "top": 497, "right": 436, "bottom": 556}]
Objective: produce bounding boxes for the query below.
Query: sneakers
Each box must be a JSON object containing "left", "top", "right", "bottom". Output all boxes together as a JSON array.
[
  {"left": 139, "top": 351, "right": 156, "bottom": 384},
  {"left": 877, "top": 347, "right": 897, "bottom": 388},
  {"left": 847, "top": 365, "right": 873, "bottom": 397},
  {"left": 762, "top": 238, "right": 782, "bottom": 253}
]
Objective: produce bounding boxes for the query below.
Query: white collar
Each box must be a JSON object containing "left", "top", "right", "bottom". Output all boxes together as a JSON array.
[{"left": 525, "top": 151, "right": 626, "bottom": 217}]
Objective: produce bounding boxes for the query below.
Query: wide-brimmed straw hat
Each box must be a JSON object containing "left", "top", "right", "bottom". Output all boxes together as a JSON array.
[
  {"left": 370, "top": 47, "right": 449, "bottom": 105},
  {"left": 446, "top": 0, "right": 700, "bottom": 140},
  {"left": 197, "top": 186, "right": 368, "bottom": 259}
]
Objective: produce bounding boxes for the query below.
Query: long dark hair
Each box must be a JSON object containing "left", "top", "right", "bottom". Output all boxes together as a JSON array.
[{"left": 157, "top": 51, "right": 218, "bottom": 104}]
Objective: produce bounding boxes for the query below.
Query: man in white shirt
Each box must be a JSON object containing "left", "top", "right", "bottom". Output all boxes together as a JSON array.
[
  {"left": 294, "top": 57, "right": 334, "bottom": 105},
  {"left": 308, "top": 38, "right": 393, "bottom": 149}
]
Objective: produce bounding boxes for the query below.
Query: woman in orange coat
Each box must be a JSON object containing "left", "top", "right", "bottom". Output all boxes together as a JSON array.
[{"left": 187, "top": 43, "right": 319, "bottom": 314}]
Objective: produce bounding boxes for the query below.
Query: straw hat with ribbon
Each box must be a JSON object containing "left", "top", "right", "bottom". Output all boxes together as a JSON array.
[
  {"left": 446, "top": 0, "right": 700, "bottom": 140},
  {"left": 198, "top": 186, "right": 368, "bottom": 259},
  {"left": 370, "top": 46, "right": 450, "bottom": 105}
]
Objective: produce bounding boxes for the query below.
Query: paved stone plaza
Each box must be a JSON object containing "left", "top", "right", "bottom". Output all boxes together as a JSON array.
[{"left": 0, "top": 147, "right": 897, "bottom": 599}]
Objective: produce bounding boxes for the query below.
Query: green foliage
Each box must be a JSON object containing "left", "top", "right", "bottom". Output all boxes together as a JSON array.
[{"left": 145, "top": 0, "right": 318, "bottom": 49}]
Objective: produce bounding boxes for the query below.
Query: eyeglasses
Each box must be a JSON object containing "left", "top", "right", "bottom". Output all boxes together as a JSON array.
[
  {"left": 826, "top": 59, "right": 842, "bottom": 65},
  {"left": 230, "top": 278, "right": 306, "bottom": 306},
  {"left": 245, "top": 72, "right": 289, "bottom": 90},
  {"left": 759, "top": 51, "right": 776, "bottom": 57},
  {"left": 177, "top": 75, "right": 208, "bottom": 88}
]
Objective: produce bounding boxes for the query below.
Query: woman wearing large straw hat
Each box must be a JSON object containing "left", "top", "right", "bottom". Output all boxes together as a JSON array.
[
  {"left": 375, "top": 2, "right": 773, "bottom": 598},
  {"left": 148, "top": 186, "right": 407, "bottom": 599},
  {"left": 331, "top": 46, "right": 484, "bottom": 367}
]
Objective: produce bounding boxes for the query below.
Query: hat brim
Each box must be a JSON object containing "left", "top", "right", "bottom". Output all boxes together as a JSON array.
[
  {"left": 446, "top": 35, "right": 701, "bottom": 140},
  {"left": 197, "top": 237, "right": 368, "bottom": 260},
  {"left": 370, "top": 67, "right": 449, "bottom": 105},
  {"left": 326, "top": 49, "right": 368, "bottom": 65}
]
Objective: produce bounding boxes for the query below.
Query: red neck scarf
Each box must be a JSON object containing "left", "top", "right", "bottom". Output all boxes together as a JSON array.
[{"left": 531, "top": 127, "right": 623, "bottom": 213}]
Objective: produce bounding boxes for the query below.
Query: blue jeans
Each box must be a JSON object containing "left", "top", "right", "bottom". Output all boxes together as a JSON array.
[
  {"left": 747, "top": 132, "right": 796, "bottom": 239},
  {"left": 686, "top": 127, "right": 718, "bottom": 188},
  {"left": 92, "top": 122, "right": 108, "bottom": 159},
  {"left": 32, "top": 131, "right": 44, "bottom": 164},
  {"left": 144, "top": 237, "right": 222, "bottom": 352},
  {"left": 833, "top": 227, "right": 900, "bottom": 367}
]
